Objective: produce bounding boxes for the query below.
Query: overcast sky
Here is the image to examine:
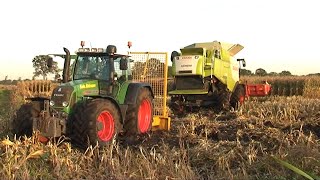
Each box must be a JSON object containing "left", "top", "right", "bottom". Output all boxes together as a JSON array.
[{"left": 0, "top": 0, "right": 319, "bottom": 79}]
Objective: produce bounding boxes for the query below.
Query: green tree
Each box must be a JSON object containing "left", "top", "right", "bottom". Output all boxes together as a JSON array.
[
  {"left": 240, "top": 69, "right": 253, "bottom": 76},
  {"left": 269, "top": 72, "right": 278, "bottom": 76},
  {"left": 279, "top": 70, "right": 292, "bottom": 76},
  {"left": 32, "top": 55, "right": 61, "bottom": 80},
  {"left": 255, "top": 68, "right": 267, "bottom": 76}
]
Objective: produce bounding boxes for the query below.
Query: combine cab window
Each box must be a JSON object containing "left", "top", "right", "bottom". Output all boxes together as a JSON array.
[
  {"left": 180, "top": 47, "right": 204, "bottom": 56},
  {"left": 74, "top": 55, "right": 110, "bottom": 80}
]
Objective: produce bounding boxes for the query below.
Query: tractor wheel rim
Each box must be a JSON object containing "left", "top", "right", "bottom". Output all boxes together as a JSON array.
[
  {"left": 138, "top": 99, "right": 152, "bottom": 133},
  {"left": 97, "top": 111, "right": 114, "bottom": 142}
]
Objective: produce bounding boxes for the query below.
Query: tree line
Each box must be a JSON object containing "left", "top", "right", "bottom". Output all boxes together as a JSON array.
[
  {"left": 167, "top": 67, "right": 309, "bottom": 77},
  {"left": 240, "top": 68, "right": 294, "bottom": 76}
]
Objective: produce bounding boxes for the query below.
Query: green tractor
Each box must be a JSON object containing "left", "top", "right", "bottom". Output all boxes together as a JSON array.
[
  {"left": 13, "top": 42, "right": 170, "bottom": 148},
  {"left": 169, "top": 41, "right": 247, "bottom": 114}
]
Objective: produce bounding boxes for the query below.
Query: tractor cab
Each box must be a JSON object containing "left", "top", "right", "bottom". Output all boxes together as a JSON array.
[{"left": 74, "top": 46, "right": 130, "bottom": 82}]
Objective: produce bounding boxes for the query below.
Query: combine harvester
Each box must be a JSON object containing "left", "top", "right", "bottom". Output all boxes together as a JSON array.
[{"left": 168, "top": 41, "right": 271, "bottom": 115}]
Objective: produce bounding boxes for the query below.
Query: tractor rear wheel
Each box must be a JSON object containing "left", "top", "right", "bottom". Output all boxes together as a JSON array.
[
  {"left": 68, "top": 99, "right": 121, "bottom": 149},
  {"left": 230, "top": 85, "right": 246, "bottom": 110},
  {"left": 124, "top": 87, "right": 153, "bottom": 135},
  {"left": 12, "top": 101, "right": 41, "bottom": 138}
]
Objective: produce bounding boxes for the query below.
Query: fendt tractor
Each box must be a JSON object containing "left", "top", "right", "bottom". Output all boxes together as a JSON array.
[
  {"left": 169, "top": 41, "right": 271, "bottom": 114},
  {"left": 13, "top": 41, "right": 170, "bottom": 148}
]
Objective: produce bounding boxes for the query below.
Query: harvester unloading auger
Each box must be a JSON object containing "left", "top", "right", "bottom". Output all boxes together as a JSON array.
[{"left": 168, "top": 41, "right": 271, "bottom": 115}]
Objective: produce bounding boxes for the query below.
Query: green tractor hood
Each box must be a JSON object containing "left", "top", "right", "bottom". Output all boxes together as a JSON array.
[{"left": 51, "top": 79, "right": 100, "bottom": 112}]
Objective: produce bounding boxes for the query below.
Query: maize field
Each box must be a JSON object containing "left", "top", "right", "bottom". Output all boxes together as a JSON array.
[{"left": 241, "top": 75, "right": 320, "bottom": 98}]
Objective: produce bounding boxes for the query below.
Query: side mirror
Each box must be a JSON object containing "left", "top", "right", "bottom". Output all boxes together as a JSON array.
[
  {"left": 47, "top": 57, "right": 53, "bottom": 68},
  {"left": 170, "top": 51, "right": 180, "bottom": 62},
  {"left": 107, "top": 45, "right": 117, "bottom": 55},
  {"left": 120, "top": 57, "right": 128, "bottom": 70},
  {"left": 237, "top": 58, "right": 246, "bottom": 67}
]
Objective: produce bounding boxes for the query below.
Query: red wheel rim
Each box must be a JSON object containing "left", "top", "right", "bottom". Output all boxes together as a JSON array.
[
  {"left": 97, "top": 111, "right": 114, "bottom": 142},
  {"left": 138, "top": 99, "right": 152, "bottom": 133}
]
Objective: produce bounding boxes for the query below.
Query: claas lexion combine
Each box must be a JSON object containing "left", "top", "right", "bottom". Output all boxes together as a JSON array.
[
  {"left": 168, "top": 41, "right": 271, "bottom": 115},
  {"left": 12, "top": 40, "right": 271, "bottom": 148},
  {"left": 13, "top": 41, "right": 170, "bottom": 149}
]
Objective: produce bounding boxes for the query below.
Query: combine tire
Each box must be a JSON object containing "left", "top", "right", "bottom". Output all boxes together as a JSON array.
[
  {"left": 68, "top": 99, "right": 121, "bottom": 148},
  {"left": 124, "top": 87, "right": 153, "bottom": 135},
  {"left": 230, "top": 85, "right": 245, "bottom": 110},
  {"left": 12, "top": 102, "right": 41, "bottom": 138},
  {"left": 216, "top": 89, "right": 231, "bottom": 111}
]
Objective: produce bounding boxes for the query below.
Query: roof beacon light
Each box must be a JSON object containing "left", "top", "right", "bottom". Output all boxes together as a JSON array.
[
  {"left": 127, "top": 41, "right": 132, "bottom": 49},
  {"left": 80, "top": 41, "right": 85, "bottom": 48}
]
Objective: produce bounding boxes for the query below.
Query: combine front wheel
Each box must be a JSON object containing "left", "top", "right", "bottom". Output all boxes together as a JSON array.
[
  {"left": 217, "top": 89, "right": 231, "bottom": 111},
  {"left": 230, "top": 85, "right": 245, "bottom": 110}
]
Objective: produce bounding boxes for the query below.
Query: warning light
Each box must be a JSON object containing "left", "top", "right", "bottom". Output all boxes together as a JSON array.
[
  {"left": 127, "top": 41, "right": 132, "bottom": 48},
  {"left": 80, "top": 41, "right": 85, "bottom": 48}
]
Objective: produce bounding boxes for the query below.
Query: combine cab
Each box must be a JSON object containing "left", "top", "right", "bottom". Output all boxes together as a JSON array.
[{"left": 169, "top": 41, "right": 271, "bottom": 115}]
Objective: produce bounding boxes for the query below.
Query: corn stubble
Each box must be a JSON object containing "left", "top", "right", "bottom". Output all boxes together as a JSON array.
[{"left": 0, "top": 79, "right": 320, "bottom": 179}]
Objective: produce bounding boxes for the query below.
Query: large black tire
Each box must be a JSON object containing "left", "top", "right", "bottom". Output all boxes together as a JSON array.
[
  {"left": 68, "top": 99, "right": 121, "bottom": 149},
  {"left": 167, "top": 80, "right": 176, "bottom": 92},
  {"left": 124, "top": 87, "right": 153, "bottom": 135},
  {"left": 230, "top": 85, "right": 246, "bottom": 110},
  {"left": 12, "top": 102, "right": 41, "bottom": 138},
  {"left": 216, "top": 88, "right": 231, "bottom": 111}
]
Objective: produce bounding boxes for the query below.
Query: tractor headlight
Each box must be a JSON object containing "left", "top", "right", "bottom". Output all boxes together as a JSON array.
[
  {"left": 49, "top": 100, "right": 55, "bottom": 106},
  {"left": 62, "top": 101, "right": 69, "bottom": 107}
]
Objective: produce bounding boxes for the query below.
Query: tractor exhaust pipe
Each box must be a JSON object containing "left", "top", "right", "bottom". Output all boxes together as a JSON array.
[{"left": 63, "top": 47, "right": 71, "bottom": 83}]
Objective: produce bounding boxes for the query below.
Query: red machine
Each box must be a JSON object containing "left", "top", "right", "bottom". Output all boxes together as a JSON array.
[{"left": 244, "top": 81, "right": 272, "bottom": 98}]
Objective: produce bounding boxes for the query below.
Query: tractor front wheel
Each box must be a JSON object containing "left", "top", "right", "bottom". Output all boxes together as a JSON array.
[
  {"left": 124, "top": 87, "right": 153, "bottom": 135},
  {"left": 68, "top": 99, "right": 121, "bottom": 149},
  {"left": 12, "top": 102, "right": 41, "bottom": 138}
]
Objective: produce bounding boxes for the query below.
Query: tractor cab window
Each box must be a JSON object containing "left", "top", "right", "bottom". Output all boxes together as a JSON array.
[
  {"left": 74, "top": 55, "right": 110, "bottom": 80},
  {"left": 114, "top": 57, "right": 132, "bottom": 80}
]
